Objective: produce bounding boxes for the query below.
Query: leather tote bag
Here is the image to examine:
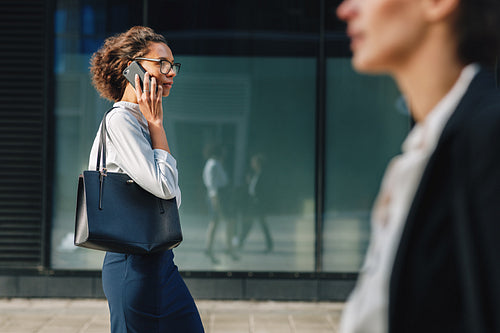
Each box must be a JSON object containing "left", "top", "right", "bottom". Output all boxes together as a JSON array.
[{"left": 74, "top": 108, "right": 183, "bottom": 254}]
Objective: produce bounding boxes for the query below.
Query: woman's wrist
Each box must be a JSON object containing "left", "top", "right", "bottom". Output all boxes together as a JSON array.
[{"left": 147, "top": 119, "right": 164, "bottom": 129}]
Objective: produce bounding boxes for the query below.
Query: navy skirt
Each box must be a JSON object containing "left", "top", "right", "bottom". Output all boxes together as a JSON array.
[{"left": 102, "top": 250, "right": 204, "bottom": 333}]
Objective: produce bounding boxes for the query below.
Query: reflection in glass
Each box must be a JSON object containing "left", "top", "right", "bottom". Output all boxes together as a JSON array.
[
  {"left": 157, "top": 56, "right": 317, "bottom": 272},
  {"left": 238, "top": 153, "right": 274, "bottom": 253},
  {"left": 323, "top": 58, "right": 409, "bottom": 272}
]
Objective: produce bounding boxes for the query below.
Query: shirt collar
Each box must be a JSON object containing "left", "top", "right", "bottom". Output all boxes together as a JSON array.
[{"left": 113, "top": 101, "right": 147, "bottom": 125}]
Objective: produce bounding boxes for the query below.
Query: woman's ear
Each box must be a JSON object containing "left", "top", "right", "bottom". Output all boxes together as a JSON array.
[{"left": 422, "top": 0, "right": 460, "bottom": 22}]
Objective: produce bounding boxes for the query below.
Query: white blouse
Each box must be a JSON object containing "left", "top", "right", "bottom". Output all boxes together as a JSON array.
[{"left": 88, "top": 101, "right": 181, "bottom": 207}]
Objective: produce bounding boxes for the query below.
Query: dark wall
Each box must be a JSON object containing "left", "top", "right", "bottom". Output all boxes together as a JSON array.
[{"left": 0, "top": 0, "right": 53, "bottom": 270}]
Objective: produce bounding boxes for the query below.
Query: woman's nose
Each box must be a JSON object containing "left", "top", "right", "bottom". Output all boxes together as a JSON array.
[{"left": 337, "top": 0, "right": 357, "bottom": 22}]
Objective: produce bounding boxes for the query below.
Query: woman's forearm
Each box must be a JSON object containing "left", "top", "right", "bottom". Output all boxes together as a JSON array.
[{"left": 148, "top": 121, "right": 170, "bottom": 153}]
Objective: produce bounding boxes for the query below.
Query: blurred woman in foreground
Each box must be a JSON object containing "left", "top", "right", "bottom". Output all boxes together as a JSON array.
[{"left": 336, "top": 0, "right": 500, "bottom": 332}]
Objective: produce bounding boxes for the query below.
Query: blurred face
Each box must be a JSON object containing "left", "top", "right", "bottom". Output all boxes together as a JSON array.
[
  {"left": 337, "top": 0, "right": 427, "bottom": 73},
  {"left": 139, "top": 42, "right": 176, "bottom": 97}
]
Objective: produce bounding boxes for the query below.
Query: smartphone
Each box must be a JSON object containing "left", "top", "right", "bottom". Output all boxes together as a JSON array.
[{"left": 123, "top": 61, "right": 146, "bottom": 90}]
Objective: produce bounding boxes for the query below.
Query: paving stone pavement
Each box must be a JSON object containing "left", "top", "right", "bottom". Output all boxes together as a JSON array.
[{"left": 0, "top": 299, "right": 344, "bottom": 333}]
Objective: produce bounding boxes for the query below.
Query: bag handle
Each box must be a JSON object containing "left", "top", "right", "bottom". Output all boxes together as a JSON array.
[
  {"left": 94, "top": 107, "right": 117, "bottom": 210},
  {"left": 96, "top": 107, "right": 118, "bottom": 172}
]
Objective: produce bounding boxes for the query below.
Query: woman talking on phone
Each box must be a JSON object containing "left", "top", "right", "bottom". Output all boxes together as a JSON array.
[
  {"left": 89, "top": 26, "right": 204, "bottom": 333},
  {"left": 336, "top": 0, "right": 500, "bottom": 332}
]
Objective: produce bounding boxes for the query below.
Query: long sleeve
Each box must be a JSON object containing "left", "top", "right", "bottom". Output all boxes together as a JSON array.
[{"left": 88, "top": 103, "right": 181, "bottom": 207}]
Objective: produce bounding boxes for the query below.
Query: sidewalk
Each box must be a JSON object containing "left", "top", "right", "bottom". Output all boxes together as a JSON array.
[{"left": 0, "top": 298, "right": 344, "bottom": 333}]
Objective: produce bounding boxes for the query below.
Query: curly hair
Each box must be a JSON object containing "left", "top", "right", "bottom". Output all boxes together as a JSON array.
[
  {"left": 90, "top": 26, "right": 167, "bottom": 101},
  {"left": 456, "top": 0, "right": 500, "bottom": 66}
]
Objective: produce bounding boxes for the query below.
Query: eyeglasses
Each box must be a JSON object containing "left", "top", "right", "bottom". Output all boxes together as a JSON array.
[{"left": 134, "top": 57, "right": 181, "bottom": 75}]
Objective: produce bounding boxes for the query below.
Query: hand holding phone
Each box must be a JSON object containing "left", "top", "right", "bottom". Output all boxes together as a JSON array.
[{"left": 122, "top": 61, "right": 168, "bottom": 152}]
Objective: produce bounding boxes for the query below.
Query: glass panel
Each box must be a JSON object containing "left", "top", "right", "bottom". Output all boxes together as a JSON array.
[
  {"left": 322, "top": 58, "right": 410, "bottom": 272},
  {"left": 51, "top": 0, "right": 317, "bottom": 271},
  {"left": 165, "top": 56, "right": 316, "bottom": 271},
  {"left": 150, "top": 0, "right": 319, "bottom": 271}
]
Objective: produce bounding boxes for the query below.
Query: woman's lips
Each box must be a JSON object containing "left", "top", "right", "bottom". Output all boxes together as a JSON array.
[
  {"left": 350, "top": 37, "right": 361, "bottom": 51},
  {"left": 348, "top": 31, "right": 363, "bottom": 51}
]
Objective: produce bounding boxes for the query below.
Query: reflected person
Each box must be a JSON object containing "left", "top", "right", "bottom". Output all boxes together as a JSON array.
[
  {"left": 238, "top": 154, "right": 273, "bottom": 253},
  {"left": 202, "top": 143, "right": 238, "bottom": 262},
  {"left": 337, "top": 0, "right": 500, "bottom": 332},
  {"left": 89, "top": 26, "right": 204, "bottom": 333}
]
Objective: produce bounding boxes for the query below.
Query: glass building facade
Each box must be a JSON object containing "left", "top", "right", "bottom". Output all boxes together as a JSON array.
[{"left": 50, "top": 0, "right": 409, "bottom": 274}]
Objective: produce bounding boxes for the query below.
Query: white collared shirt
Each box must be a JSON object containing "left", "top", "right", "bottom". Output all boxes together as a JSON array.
[
  {"left": 88, "top": 101, "right": 182, "bottom": 206},
  {"left": 339, "top": 64, "right": 480, "bottom": 333}
]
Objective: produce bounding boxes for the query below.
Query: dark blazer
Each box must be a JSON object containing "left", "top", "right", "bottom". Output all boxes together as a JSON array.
[{"left": 389, "top": 69, "right": 500, "bottom": 332}]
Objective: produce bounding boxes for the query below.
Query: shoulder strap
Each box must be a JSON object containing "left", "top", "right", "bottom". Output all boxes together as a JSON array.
[{"left": 96, "top": 107, "right": 118, "bottom": 172}]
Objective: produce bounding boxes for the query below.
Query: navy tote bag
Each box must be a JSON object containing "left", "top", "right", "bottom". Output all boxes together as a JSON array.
[{"left": 74, "top": 108, "right": 183, "bottom": 254}]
